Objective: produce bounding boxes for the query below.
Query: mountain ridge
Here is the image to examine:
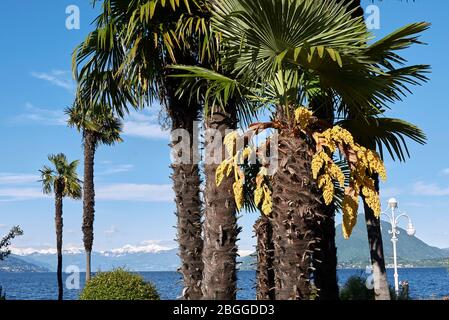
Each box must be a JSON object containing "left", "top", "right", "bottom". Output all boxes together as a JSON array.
[{"left": 3, "top": 219, "right": 448, "bottom": 272}]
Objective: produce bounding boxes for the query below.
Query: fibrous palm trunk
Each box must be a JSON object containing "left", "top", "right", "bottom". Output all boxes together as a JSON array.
[
  {"left": 202, "top": 108, "right": 239, "bottom": 300},
  {"left": 309, "top": 95, "right": 339, "bottom": 300},
  {"left": 313, "top": 203, "right": 339, "bottom": 300},
  {"left": 341, "top": 0, "right": 391, "bottom": 301},
  {"left": 163, "top": 66, "right": 204, "bottom": 300},
  {"left": 172, "top": 160, "right": 203, "bottom": 300},
  {"left": 363, "top": 173, "right": 391, "bottom": 300},
  {"left": 55, "top": 185, "right": 64, "bottom": 301},
  {"left": 82, "top": 131, "right": 96, "bottom": 283},
  {"left": 312, "top": 0, "right": 364, "bottom": 300},
  {"left": 271, "top": 111, "right": 322, "bottom": 299},
  {"left": 254, "top": 215, "right": 275, "bottom": 300}
]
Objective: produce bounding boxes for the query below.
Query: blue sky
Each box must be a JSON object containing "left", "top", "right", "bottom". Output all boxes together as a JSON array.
[{"left": 0, "top": 0, "right": 448, "bottom": 255}]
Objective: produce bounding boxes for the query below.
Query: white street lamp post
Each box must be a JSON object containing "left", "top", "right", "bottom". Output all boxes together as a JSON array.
[{"left": 381, "top": 198, "right": 416, "bottom": 297}]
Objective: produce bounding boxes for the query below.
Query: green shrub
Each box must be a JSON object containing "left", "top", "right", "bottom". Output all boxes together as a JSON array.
[
  {"left": 340, "top": 275, "right": 375, "bottom": 300},
  {"left": 340, "top": 275, "right": 410, "bottom": 300},
  {"left": 80, "top": 269, "right": 160, "bottom": 300},
  {"left": 0, "top": 286, "right": 5, "bottom": 300}
]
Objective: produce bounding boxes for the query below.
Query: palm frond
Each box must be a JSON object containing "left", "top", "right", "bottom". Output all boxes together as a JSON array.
[{"left": 338, "top": 116, "right": 427, "bottom": 162}]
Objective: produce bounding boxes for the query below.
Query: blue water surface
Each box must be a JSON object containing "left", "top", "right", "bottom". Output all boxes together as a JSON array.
[{"left": 0, "top": 268, "right": 447, "bottom": 300}]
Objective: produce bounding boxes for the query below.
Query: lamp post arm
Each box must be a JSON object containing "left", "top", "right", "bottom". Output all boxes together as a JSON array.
[
  {"left": 381, "top": 212, "right": 393, "bottom": 224},
  {"left": 395, "top": 213, "right": 412, "bottom": 225}
]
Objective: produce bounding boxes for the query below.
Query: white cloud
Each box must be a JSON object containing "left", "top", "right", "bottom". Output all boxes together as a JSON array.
[
  {"left": 31, "top": 70, "right": 75, "bottom": 92},
  {"left": 412, "top": 182, "right": 449, "bottom": 196},
  {"left": 0, "top": 224, "right": 7, "bottom": 229},
  {"left": 379, "top": 187, "right": 402, "bottom": 198},
  {"left": 14, "top": 103, "right": 66, "bottom": 126},
  {"left": 0, "top": 173, "right": 40, "bottom": 185},
  {"left": 123, "top": 110, "right": 169, "bottom": 140},
  {"left": 123, "top": 121, "right": 169, "bottom": 140},
  {"left": 0, "top": 173, "right": 45, "bottom": 201},
  {"left": 104, "top": 225, "right": 119, "bottom": 236},
  {"left": 442, "top": 168, "right": 449, "bottom": 175},
  {"left": 96, "top": 183, "right": 173, "bottom": 202},
  {"left": 0, "top": 175, "right": 173, "bottom": 202},
  {"left": 98, "top": 164, "right": 134, "bottom": 176},
  {"left": 0, "top": 188, "right": 48, "bottom": 202}
]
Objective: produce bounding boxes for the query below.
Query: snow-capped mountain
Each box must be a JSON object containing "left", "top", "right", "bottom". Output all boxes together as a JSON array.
[
  {"left": 8, "top": 242, "right": 178, "bottom": 272},
  {"left": 6, "top": 243, "right": 254, "bottom": 272},
  {"left": 11, "top": 247, "right": 84, "bottom": 256}
]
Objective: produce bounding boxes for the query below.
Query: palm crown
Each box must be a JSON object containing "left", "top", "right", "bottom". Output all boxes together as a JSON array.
[
  {"left": 39, "top": 153, "right": 82, "bottom": 199},
  {"left": 172, "top": 0, "right": 429, "bottom": 123},
  {"left": 66, "top": 103, "right": 123, "bottom": 147}
]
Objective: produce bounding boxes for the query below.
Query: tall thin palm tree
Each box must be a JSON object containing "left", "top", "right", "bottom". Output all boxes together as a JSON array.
[
  {"left": 339, "top": 115, "right": 427, "bottom": 299},
  {"left": 310, "top": 0, "right": 364, "bottom": 300},
  {"left": 66, "top": 103, "right": 123, "bottom": 283},
  {"left": 39, "top": 154, "right": 82, "bottom": 300}
]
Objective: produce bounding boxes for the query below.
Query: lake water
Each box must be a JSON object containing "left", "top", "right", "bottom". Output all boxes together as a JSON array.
[{"left": 0, "top": 268, "right": 448, "bottom": 300}]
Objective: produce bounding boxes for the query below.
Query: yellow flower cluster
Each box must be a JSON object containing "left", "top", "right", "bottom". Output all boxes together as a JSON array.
[
  {"left": 313, "top": 151, "right": 346, "bottom": 205},
  {"left": 353, "top": 145, "right": 387, "bottom": 181},
  {"left": 342, "top": 194, "right": 359, "bottom": 239},
  {"left": 294, "top": 107, "right": 313, "bottom": 130},
  {"left": 215, "top": 110, "right": 388, "bottom": 240},
  {"left": 312, "top": 151, "right": 332, "bottom": 179},
  {"left": 312, "top": 126, "right": 386, "bottom": 239},
  {"left": 317, "top": 174, "right": 334, "bottom": 205},
  {"left": 233, "top": 180, "right": 244, "bottom": 211},
  {"left": 217, "top": 132, "right": 273, "bottom": 215},
  {"left": 217, "top": 132, "right": 246, "bottom": 211},
  {"left": 322, "top": 126, "right": 354, "bottom": 150}
]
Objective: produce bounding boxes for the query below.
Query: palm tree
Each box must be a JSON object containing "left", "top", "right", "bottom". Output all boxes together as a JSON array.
[
  {"left": 339, "top": 115, "right": 427, "bottom": 299},
  {"left": 39, "top": 154, "right": 82, "bottom": 300},
  {"left": 73, "top": 0, "right": 205, "bottom": 299},
  {"left": 309, "top": 0, "right": 364, "bottom": 301},
  {"left": 306, "top": 0, "right": 429, "bottom": 300},
  {"left": 84, "top": 1, "right": 253, "bottom": 299},
  {"left": 254, "top": 215, "right": 275, "bottom": 300},
  {"left": 66, "top": 103, "right": 123, "bottom": 283},
  {"left": 173, "top": 0, "right": 429, "bottom": 299},
  {"left": 328, "top": 0, "right": 429, "bottom": 300}
]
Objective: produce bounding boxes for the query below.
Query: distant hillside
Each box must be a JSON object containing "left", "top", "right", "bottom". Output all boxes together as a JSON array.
[
  {"left": 336, "top": 218, "right": 449, "bottom": 266},
  {"left": 241, "top": 217, "right": 449, "bottom": 269},
  {"left": 0, "top": 255, "right": 49, "bottom": 272},
  {"left": 8, "top": 217, "right": 449, "bottom": 272},
  {"left": 17, "top": 249, "right": 180, "bottom": 272}
]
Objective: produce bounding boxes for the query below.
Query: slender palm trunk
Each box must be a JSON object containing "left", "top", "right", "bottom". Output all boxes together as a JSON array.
[
  {"left": 340, "top": 0, "right": 390, "bottom": 301},
  {"left": 163, "top": 66, "right": 204, "bottom": 300},
  {"left": 271, "top": 110, "right": 322, "bottom": 299},
  {"left": 310, "top": 0, "right": 364, "bottom": 300},
  {"left": 313, "top": 203, "right": 339, "bottom": 300},
  {"left": 172, "top": 160, "right": 203, "bottom": 299},
  {"left": 363, "top": 174, "right": 391, "bottom": 300},
  {"left": 82, "top": 131, "right": 96, "bottom": 283},
  {"left": 55, "top": 185, "right": 64, "bottom": 300},
  {"left": 310, "top": 96, "right": 339, "bottom": 300},
  {"left": 202, "top": 108, "right": 239, "bottom": 300},
  {"left": 254, "top": 215, "right": 275, "bottom": 300}
]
